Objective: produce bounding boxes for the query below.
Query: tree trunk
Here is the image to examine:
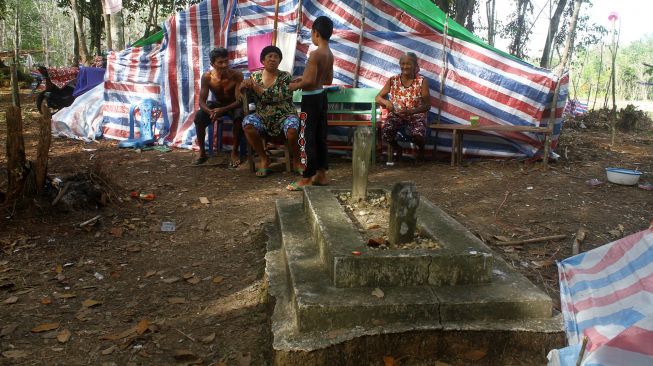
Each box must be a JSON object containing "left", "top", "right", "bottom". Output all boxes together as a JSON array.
[
  {"left": 592, "top": 43, "right": 604, "bottom": 109},
  {"left": 509, "top": 0, "right": 530, "bottom": 58},
  {"left": 105, "top": 13, "right": 112, "bottom": 50},
  {"left": 88, "top": 0, "right": 103, "bottom": 56},
  {"left": 434, "top": 0, "right": 450, "bottom": 14},
  {"left": 11, "top": 1, "right": 20, "bottom": 108},
  {"left": 454, "top": 0, "right": 476, "bottom": 32},
  {"left": 554, "top": 0, "right": 582, "bottom": 75},
  {"left": 35, "top": 101, "right": 52, "bottom": 194},
  {"left": 5, "top": 106, "right": 27, "bottom": 204},
  {"left": 486, "top": 0, "right": 496, "bottom": 46},
  {"left": 610, "top": 22, "right": 619, "bottom": 146},
  {"left": 71, "top": 0, "right": 90, "bottom": 65},
  {"left": 540, "top": 0, "right": 567, "bottom": 68},
  {"left": 73, "top": 20, "right": 80, "bottom": 66},
  {"left": 111, "top": 10, "right": 125, "bottom": 50},
  {"left": 544, "top": 0, "right": 583, "bottom": 165}
]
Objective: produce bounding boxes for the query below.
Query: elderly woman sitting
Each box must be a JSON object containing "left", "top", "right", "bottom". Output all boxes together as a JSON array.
[
  {"left": 375, "top": 52, "right": 431, "bottom": 161},
  {"left": 241, "top": 46, "right": 301, "bottom": 177}
]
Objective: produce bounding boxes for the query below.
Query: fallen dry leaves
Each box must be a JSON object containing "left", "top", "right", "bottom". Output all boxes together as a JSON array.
[
  {"left": 3, "top": 296, "right": 18, "bottom": 304},
  {"left": 57, "top": 329, "right": 71, "bottom": 343},
  {"left": 81, "top": 299, "right": 102, "bottom": 308},
  {"left": 167, "top": 297, "right": 187, "bottom": 304},
  {"left": 136, "top": 319, "right": 149, "bottom": 335},
  {"left": 31, "top": 322, "right": 60, "bottom": 333}
]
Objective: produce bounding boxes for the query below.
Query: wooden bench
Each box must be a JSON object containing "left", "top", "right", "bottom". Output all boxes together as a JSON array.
[
  {"left": 429, "top": 123, "right": 553, "bottom": 166},
  {"left": 293, "top": 87, "right": 382, "bottom": 163}
]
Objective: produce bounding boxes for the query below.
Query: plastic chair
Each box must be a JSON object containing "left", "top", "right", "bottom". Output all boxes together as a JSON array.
[
  {"left": 119, "top": 99, "right": 162, "bottom": 148},
  {"left": 207, "top": 116, "right": 247, "bottom": 158}
]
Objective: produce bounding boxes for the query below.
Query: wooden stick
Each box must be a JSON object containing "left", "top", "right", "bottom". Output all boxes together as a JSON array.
[
  {"left": 493, "top": 234, "right": 567, "bottom": 246},
  {"left": 572, "top": 227, "right": 588, "bottom": 255},
  {"left": 272, "top": 0, "right": 280, "bottom": 46},
  {"left": 494, "top": 190, "right": 510, "bottom": 217},
  {"left": 78, "top": 215, "right": 102, "bottom": 227},
  {"left": 576, "top": 336, "right": 588, "bottom": 366},
  {"left": 51, "top": 182, "right": 71, "bottom": 206},
  {"left": 352, "top": 0, "right": 366, "bottom": 88}
]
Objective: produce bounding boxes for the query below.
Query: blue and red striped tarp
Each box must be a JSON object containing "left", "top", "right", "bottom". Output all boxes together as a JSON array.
[
  {"left": 565, "top": 98, "right": 589, "bottom": 117},
  {"left": 55, "top": 0, "right": 568, "bottom": 159},
  {"left": 553, "top": 228, "right": 653, "bottom": 365}
]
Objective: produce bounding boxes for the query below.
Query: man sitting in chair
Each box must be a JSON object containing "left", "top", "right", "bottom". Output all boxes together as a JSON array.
[
  {"left": 240, "top": 46, "right": 301, "bottom": 177},
  {"left": 193, "top": 47, "right": 244, "bottom": 166}
]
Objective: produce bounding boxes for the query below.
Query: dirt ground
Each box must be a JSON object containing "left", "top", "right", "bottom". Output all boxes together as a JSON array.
[{"left": 1, "top": 89, "right": 652, "bottom": 366}]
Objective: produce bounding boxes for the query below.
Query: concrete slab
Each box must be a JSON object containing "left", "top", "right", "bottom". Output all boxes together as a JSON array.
[
  {"left": 277, "top": 200, "right": 439, "bottom": 332},
  {"left": 266, "top": 189, "right": 562, "bottom": 358},
  {"left": 266, "top": 214, "right": 564, "bottom": 354},
  {"left": 303, "top": 187, "right": 493, "bottom": 287}
]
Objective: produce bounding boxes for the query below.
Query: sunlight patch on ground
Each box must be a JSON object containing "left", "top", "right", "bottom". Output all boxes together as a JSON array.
[{"left": 202, "top": 279, "right": 265, "bottom": 316}]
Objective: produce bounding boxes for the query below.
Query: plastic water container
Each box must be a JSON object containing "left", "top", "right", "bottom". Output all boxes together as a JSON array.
[{"left": 605, "top": 167, "right": 642, "bottom": 185}]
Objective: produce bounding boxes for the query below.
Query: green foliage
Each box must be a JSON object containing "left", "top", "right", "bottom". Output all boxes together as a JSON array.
[
  {"left": 572, "top": 34, "right": 653, "bottom": 103},
  {"left": 0, "top": 0, "right": 6, "bottom": 21}
]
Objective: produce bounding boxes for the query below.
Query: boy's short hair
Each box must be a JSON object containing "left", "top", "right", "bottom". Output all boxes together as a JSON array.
[
  {"left": 209, "top": 47, "right": 229, "bottom": 63},
  {"left": 260, "top": 45, "right": 283, "bottom": 62},
  {"left": 312, "top": 16, "right": 333, "bottom": 40}
]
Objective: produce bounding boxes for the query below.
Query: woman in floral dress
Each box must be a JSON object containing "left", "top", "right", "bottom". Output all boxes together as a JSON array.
[
  {"left": 241, "top": 46, "right": 301, "bottom": 177},
  {"left": 375, "top": 52, "right": 431, "bottom": 161}
]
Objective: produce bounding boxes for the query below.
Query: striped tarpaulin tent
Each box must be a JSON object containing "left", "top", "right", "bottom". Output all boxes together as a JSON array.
[
  {"left": 295, "top": 0, "right": 567, "bottom": 158},
  {"left": 60, "top": 0, "right": 568, "bottom": 158},
  {"left": 160, "top": 0, "right": 236, "bottom": 147},
  {"left": 102, "top": 43, "right": 165, "bottom": 141},
  {"left": 552, "top": 228, "right": 653, "bottom": 365}
]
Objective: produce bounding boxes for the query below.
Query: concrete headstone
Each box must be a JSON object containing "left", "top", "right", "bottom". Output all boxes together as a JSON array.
[{"left": 388, "top": 182, "right": 419, "bottom": 245}]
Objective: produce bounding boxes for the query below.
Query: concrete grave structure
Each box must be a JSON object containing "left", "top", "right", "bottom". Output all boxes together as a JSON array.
[{"left": 265, "top": 186, "right": 564, "bottom": 364}]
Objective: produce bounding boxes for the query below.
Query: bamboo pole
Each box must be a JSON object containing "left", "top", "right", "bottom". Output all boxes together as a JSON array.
[
  {"left": 272, "top": 0, "right": 280, "bottom": 46},
  {"left": 352, "top": 0, "right": 366, "bottom": 88},
  {"left": 437, "top": 15, "right": 449, "bottom": 124}
]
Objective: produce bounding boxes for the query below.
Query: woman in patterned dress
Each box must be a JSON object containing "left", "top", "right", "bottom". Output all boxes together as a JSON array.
[
  {"left": 375, "top": 52, "right": 431, "bottom": 160},
  {"left": 241, "top": 46, "right": 301, "bottom": 177}
]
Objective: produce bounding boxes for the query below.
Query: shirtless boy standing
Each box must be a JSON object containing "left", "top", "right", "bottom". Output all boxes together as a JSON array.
[
  {"left": 193, "top": 47, "right": 244, "bottom": 165},
  {"left": 287, "top": 16, "right": 334, "bottom": 191}
]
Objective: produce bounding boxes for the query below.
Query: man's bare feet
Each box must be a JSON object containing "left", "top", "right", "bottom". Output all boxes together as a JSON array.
[{"left": 311, "top": 171, "right": 329, "bottom": 186}]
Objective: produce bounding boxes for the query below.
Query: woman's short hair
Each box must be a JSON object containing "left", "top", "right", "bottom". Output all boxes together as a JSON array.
[{"left": 260, "top": 45, "right": 283, "bottom": 62}]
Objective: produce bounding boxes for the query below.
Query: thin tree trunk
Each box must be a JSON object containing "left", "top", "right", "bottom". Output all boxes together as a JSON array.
[
  {"left": 545, "top": 0, "right": 583, "bottom": 164},
  {"left": 609, "top": 21, "right": 619, "bottom": 146},
  {"left": 11, "top": 1, "right": 20, "bottom": 108},
  {"left": 592, "top": 43, "right": 604, "bottom": 109},
  {"left": 5, "top": 106, "right": 27, "bottom": 203},
  {"left": 603, "top": 69, "right": 611, "bottom": 108},
  {"left": 71, "top": 0, "right": 90, "bottom": 64},
  {"left": 73, "top": 20, "right": 80, "bottom": 66},
  {"left": 509, "top": 0, "right": 530, "bottom": 58},
  {"left": 111, "top": 10, "right": 125, "bottom": 50},
  {"left": 540, "top": 0, "right": 567, "bottom": 68},
  {"left": 35, "top": 101, "right": 52, "bottom": 194},
  {"left": 105, "top": 14, "right": 112, "bottom": 50},
  {"left": 454, "top": 0, "right": 476, "bottom": 32},
  {"left": 486, "top": 0, "right": 496, "bottom": 46}
]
